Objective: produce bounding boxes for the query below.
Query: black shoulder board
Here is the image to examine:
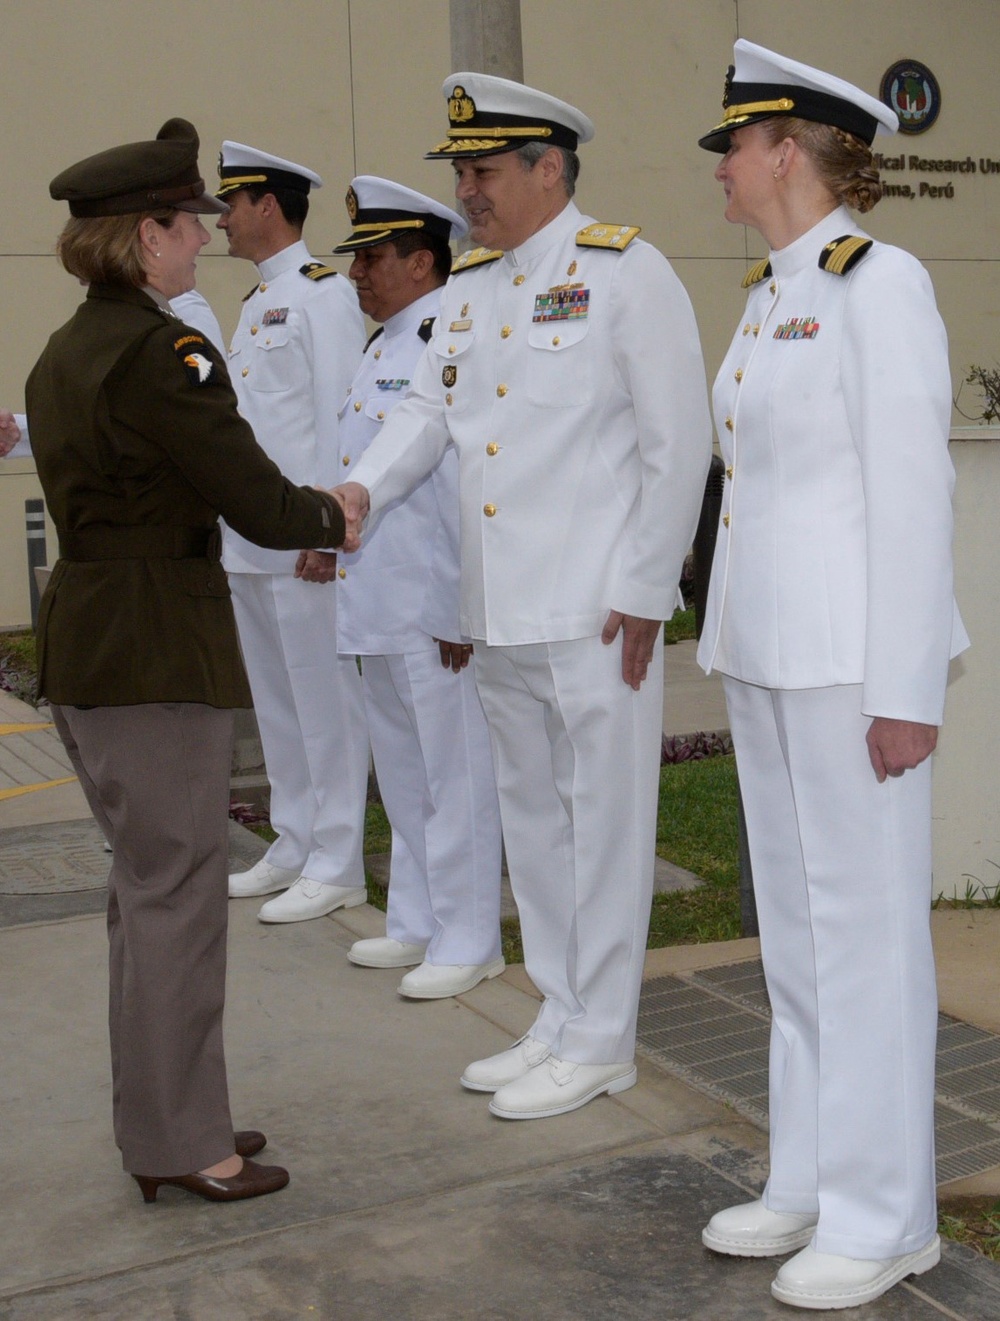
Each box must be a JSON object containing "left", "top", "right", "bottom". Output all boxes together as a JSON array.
[
  {"left": 242, "top": 281, "right": 260, "bottom": 302},
  {"left": 451, "top": 247, "right": 503, "bottom": 275},
  {"left": 741, "top": 258, "right": 772, "bottom": 289},
  {"left": 300, "top": 262, "right": 339, "bottom": 281},
  {"left": 818, "top": 235, "right": 873, "bottom": 276},
  {"left": 576, "top": 223, "right": 641, "bottom": 251},
  {"left": 418, "top": 316, "right": 436, "bottom": 342},
  {"left": 364, "top": 326, "right": 385, "bottom": 354}
]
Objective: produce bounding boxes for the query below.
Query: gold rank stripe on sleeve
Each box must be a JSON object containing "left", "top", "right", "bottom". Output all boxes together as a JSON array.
[
  {"left": 451, "top": 246, "right": 504, "bottom": 274},
  {"left": 300, "top": 262, "right": 339, "bottom": 281},
  {"left": 818, "top": 235, "right": 873, "bottom": 276},
  {"left": 575, "top": 223, "right": 641, "bottom": 251},
  {"left": 741, "top": 258, "right": 773, "bottom": 289}
]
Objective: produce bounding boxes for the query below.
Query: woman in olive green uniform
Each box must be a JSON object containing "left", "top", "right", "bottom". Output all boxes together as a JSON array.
[{"left": 26, "top": 119, "right": 346, "bottom": 1205}]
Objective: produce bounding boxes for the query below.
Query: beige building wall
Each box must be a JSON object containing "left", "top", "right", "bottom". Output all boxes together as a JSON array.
[{"left": 1, "top": 0, "right": 997, "bottom": 890}]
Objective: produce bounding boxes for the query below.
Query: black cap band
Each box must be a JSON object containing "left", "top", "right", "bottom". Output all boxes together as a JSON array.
[{"left": 217, "top": 164, "right": 313, "bottom": 198}]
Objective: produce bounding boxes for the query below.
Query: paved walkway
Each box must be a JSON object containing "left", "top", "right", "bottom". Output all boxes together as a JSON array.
[{"left": 1, "top": 649, "right": 999, "bottom": 1319}]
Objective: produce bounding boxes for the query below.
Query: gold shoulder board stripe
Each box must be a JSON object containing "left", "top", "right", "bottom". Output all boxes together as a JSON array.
[
  {"left": 451, "top": 246, "right": 503, "bottom": 274},
  {"left": 741, "top": 258, "right": 772, "bottom": 289},
  {"left": 818, "top": 235, "right": 873, "bottom": 276},
  {"left": 576, "top": 223, "right": 641, "bottom": 251},
  {"left": 301, "top": 263, "right": 338, "bottom": 281}
]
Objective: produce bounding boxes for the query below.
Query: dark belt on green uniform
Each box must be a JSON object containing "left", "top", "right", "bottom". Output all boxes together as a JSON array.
[{"left": 58, "top": 525, "right": 222, "bottom": 562}]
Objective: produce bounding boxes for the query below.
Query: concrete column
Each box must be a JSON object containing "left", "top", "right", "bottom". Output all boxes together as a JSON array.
[{"left": 449, "top": 0, "right": 523, "bottom": 79}]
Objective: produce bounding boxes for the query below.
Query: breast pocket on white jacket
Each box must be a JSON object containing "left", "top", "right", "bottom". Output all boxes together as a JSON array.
[
  {"left": 248, "top": 325, "right": 308, "bottom": 394},
  {"left": 526, "top": 319, "right": 590, "bottom": 406},
  {"left": 431, "top": 331, "right": 476, "bottom": 413}
]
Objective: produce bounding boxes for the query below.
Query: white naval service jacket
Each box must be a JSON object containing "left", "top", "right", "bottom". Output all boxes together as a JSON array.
[
  {"left": 336, "top": 288, "right": 462, "bottom": 653},
  {"left": 348, "top": 202, "right": 711, "bottom": 646},
  {"left": 697, "top": 207, "right": 968, "bottom": 726},
  {"left": 222, "top": 238, "right": 365, "bottom": 574}
]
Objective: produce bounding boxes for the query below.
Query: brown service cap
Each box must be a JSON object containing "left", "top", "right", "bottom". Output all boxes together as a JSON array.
[{"left": 50, "top": 118, "right": 227, "bottom": 217}]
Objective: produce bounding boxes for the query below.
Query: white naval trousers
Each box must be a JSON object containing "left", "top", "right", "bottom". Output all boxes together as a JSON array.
[
  {"left": 724, "top": 678, "right": 938, "bottom": 1260},
  {"left": 474, "top": 631, "right": 664, "bottom": 1064},
  {"left": 361, "top": 645, "right": 502, "bottom": 965},
  {"left": 229, "top": 573, "right": 369, "bottom": 888}
]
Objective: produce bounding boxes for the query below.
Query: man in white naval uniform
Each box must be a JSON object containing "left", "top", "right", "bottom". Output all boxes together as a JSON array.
[
  {"left": 338, "top": 75, "right": 711, "bottom": 1118},
  {"left": 325, "top": 176, "right": 503, "bottom": 1000},
  {"left": 217, "top": 142, "right": 370, "bottom": 923}
]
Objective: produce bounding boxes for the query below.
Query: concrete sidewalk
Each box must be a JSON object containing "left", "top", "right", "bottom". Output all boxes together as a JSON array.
[{"left": 1, "top": 652, "right": 999, "bottom": 1319}]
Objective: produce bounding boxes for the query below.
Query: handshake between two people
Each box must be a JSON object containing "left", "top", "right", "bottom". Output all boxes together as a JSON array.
[{"left": 294, "top": 481, "right": 371, "bottom": 583}]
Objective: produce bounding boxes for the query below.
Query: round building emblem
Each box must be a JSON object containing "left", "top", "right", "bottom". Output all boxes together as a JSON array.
[{"left": 880, "top": 59, "right": 941, "bottom": 135}]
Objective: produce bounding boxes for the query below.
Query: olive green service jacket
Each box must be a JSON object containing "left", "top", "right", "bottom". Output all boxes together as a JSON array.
[{"left": 26, "top": 283, "right": 344, "bottom": 708}]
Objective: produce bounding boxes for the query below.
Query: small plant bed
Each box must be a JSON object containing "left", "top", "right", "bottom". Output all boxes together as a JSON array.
[
  {"left": 933, "top": 866, "right": 1000, "bottom": 909},
  {"left": 938, "top": 1196, "right": 1000, "bottom": 1260},
  {"left": 0, "top": 629, "right": 39, "bottom": 707}
]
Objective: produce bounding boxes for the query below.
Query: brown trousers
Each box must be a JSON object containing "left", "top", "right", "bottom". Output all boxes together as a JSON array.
[{"left": 52, "top": 702, "right": 236, "bottom": 1176}]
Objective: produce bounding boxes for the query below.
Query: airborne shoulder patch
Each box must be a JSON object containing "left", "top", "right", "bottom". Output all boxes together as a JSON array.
[
  {"left": 300, "top": 262, "right": 339, "bottom": 282},
  {"left": 818, "top": 235, "right": 873, "bottom": 277},
  {"left": 451, "top": 247, "right": 503, "bottom": 274},
  {"left": 173, "top": 333, "right": 215, "bottom": 386},
  {"left": 576, "top": 223, "right": 641, "bottom": 251},
  {"left": 742, "top": 259, "right": 772, "bottom": 289}
]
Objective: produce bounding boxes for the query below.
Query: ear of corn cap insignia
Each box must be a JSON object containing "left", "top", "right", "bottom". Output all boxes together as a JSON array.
[
  {"left": 448, "top": 86, "right": 477, "bottom": 124},
  {"left": 576, "top": 223, "right": 640, "bottom": 251},
  {"left": 742, "top": 258, "right": 773, "bottom": 289},
  {"left": 819, "top": 235, "right": 873, "bottom": 275}
]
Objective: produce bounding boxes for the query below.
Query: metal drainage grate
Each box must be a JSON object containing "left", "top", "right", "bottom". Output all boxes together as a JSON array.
[{"left": 637, "top": 959, "right": 1000, "bottom": 1185}]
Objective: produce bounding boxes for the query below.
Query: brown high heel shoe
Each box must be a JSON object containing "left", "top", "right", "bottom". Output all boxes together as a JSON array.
[{"left": 132, "top": 1158, "right": 289, "bottom": 1204}]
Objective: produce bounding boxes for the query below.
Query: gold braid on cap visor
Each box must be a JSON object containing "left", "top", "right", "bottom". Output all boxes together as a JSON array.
[{"left": 722, "top": 97, "right": 795, "bottom": 124}]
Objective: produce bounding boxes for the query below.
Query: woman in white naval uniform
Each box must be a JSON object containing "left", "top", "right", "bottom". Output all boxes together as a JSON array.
[
  {"left": 330, "top": 177, "right": 503, "bottom": 998},
  {"left": 697, "top": 42, "right": 968, "bottom": 1311}
]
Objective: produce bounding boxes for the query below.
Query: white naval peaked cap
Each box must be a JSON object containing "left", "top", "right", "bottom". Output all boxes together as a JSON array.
[
  {"left": 333, "top": 176, "right": 468, "bottom": 252},
  {"left": 699, "top": 39, "right": 899, "bottom": 153},
  {"left": 216, "top": 140, "right": 323, "bottom": 198},
  {"left": 425, "top": 71, "right": 595, "bottom": 159}
]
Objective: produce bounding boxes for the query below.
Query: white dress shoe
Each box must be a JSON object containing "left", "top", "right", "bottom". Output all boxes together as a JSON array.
[
  {"left": 460, "top": 1035, "right": 552, "bottom": 1092},
  {"left": 771, "top": 1237, "right": 941, "bottom": 1310},
  {"left": 348, "top": 937, "right": 427, "bottom": 968},
  {"left": 702, "top": 1199, "right": 818, "bottom": 1257},
  {"left": 488, "top": 1056, "right": 637, "bottom": 1119},
  {"left": 397, "top": 958, "right": 505, "bottom": 999},
  {"left": 256, "top": 877, "right": 367, "bottom": 924},
  {"left": 229, "top": 858, "right": 300, "bottom": 899}
]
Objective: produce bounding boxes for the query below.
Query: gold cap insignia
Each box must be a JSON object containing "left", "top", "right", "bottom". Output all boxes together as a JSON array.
[
  {"left": 722, "top": 64, "right": 735, "bottom": 109},
  {"left": 448, "top": 85, "right": 476, "bottom": 125},
  {"left": 346, "top": 186, "right": 359, "bottom": 221}
]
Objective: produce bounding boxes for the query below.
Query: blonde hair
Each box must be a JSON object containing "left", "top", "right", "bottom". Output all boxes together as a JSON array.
[
  {"left": 762, "top": 117, "right": 882, "bottom": 213},
  {"left": 56, "top": 207, "right": 177, "bottom": 287}
]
